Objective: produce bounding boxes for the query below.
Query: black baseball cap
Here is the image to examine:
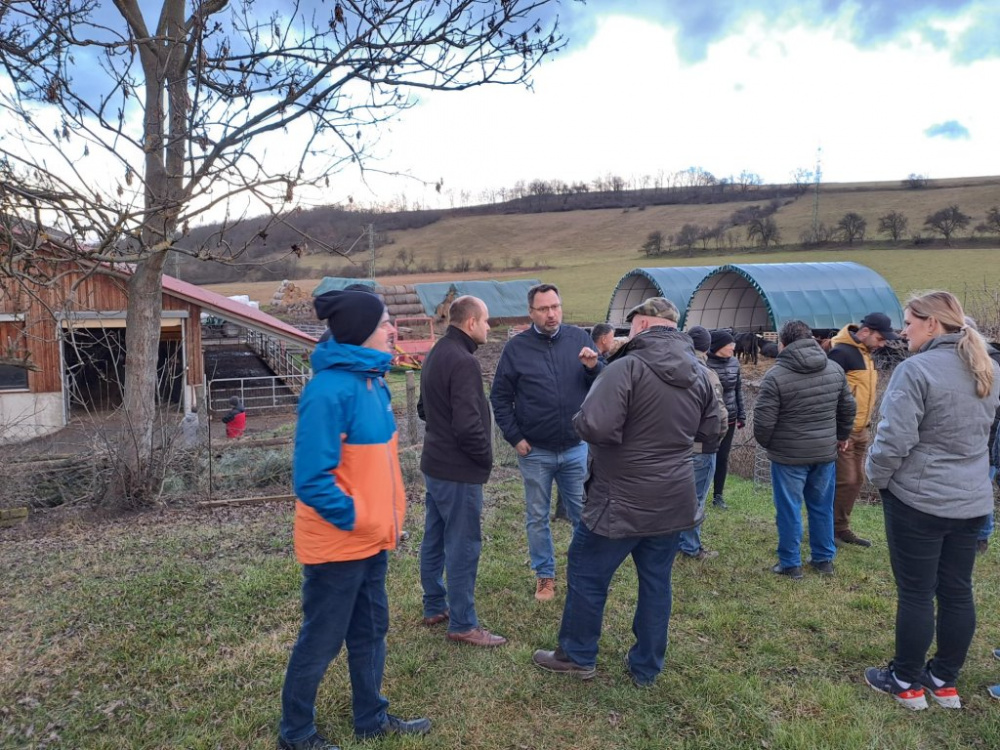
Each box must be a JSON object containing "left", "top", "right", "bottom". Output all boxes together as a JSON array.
[{"left": 859, "top": 312, "right": 900, "bottom": 341}]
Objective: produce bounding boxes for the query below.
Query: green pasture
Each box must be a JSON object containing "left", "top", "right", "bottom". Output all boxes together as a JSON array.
[{"left": 4, "top": 478, "right": 1000, "bottom": 749}]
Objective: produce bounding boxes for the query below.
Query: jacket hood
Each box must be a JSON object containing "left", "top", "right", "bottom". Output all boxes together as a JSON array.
[
  {"left": 621, "top": 327, "right": 700, "bottom": 387},
  {"left": 311, "top": 338, "right": 393, "bottom": 375},
  {"left": 830, "top": 324, "right": 867, "bottom": 352},
  {"left": 776, "top": 337, "right": 829, "bottom": 374}
]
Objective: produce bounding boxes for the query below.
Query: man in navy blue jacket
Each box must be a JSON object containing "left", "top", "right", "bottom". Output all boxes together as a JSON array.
[{"left": 490, "top": 283, "right": 602, "bottom": 602}]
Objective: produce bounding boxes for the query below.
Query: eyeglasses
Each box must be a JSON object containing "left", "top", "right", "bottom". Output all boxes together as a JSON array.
[{"left": 531, "top": 304, "right": 562, "bottom": 314}]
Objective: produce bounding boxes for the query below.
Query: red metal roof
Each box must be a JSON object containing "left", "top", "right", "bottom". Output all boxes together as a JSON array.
[{"left": 162, "top": 275, "right": 318, "bottom": 349}]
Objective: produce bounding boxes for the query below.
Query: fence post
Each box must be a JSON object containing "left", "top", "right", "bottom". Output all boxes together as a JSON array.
[{"left": 405, "top": 370, "right": 419, "bottom": 446}]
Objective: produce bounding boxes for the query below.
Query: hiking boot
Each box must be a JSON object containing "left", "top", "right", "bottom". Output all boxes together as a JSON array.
[
  {"left": 535, "top": 577, "right": 556, "bottom": 602},
  {"left": 712, "top": 495, "right": 729, "bottom": 510},
  {"left": 531, "top": 648, "right": 596, "bottom": 680},
  {"left": 977, "top": 539, "right": 989, "bottom": 555},
  {"left": 356, "top": 715, "right": 432, "bottom": 740},
  {"left": 771, "top": 563, "right": 803, "bottom": 580},
  {"left": 808, "top": 560, "right": 835, "bottom": 575},
  {"left": 278, "top": 733, "right": 340, "bottom": 750},
  {"left": 446, "top": 627, "right": 507, "bottom": 647},
  {"left": 918, "top": 665, "right": 962, "bottom": 709},
  {"left": 835, "top": 530, "right": 872, "bottom": 548},
  {"left": 864, "top": 665, "right": 928, "bottom": 710}
]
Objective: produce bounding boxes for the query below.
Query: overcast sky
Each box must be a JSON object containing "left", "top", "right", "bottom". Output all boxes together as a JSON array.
[{"left": 353, "top": 1, "right": 1000, "bottom": 208}]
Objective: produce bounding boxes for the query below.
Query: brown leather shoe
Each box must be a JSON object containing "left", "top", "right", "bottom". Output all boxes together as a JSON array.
[
  {"left": 422, "top": 611, "right": 449, "bottom": 626},
  {"left": 446, "top": 627, "right": 507, "bottom": 647},
  {"left": 535, "top": 577, "right": 556, "bottom": 602},
  {"left": 531, "top": 648, "right": 596, "bottom": 680}
]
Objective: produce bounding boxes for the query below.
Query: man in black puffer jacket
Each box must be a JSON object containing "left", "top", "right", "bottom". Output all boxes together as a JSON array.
[
  {"left": 531, "top": 297, "right": 720, "bottom": 686},
  {"left": 754, "top": 320, "right": 856, "bottom": 580}
]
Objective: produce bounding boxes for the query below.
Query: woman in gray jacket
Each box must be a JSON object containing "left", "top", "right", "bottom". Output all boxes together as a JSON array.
[{"left": 864, "top": 291, "right": 1000, "bottom": 711}]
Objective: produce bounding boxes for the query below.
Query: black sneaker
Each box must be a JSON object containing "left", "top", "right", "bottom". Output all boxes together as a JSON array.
[
  {"left": 864, "top": 665, "right": 928, "bottom": 710},
  {"left": 808, "top": 560, "right": 834, "bottom": 575},
  {"left": 918, "top": 665, "right": 961, "bottom": 709},
  {"left": 712, "top": 495, "right": 729, "bottom": 510},
  {"left": 278, "top": 733, "right": 339, "bottom": 750},
  {"left": 771, "top": 563, "right": 803, "bottom": 580},
  {"left": 356, "top": 715, "right": 432, "bottom": 740}
]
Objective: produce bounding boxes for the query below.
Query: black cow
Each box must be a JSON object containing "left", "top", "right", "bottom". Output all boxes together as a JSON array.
[
  {"left": 760, "top": 340, "right": 779, "bottom": 358},
  {"left": 734, "top": 332, "right": 764, "bottom": 365}
]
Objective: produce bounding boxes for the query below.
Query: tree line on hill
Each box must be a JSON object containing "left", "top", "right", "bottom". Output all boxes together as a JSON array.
[{"left": 641, "top": 204, "right": 1000, "bottom": 257}]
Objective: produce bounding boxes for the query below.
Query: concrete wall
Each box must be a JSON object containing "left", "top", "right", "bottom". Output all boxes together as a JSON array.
[{"left": 0, "top": 392, "right": 64, "bottom": 444}]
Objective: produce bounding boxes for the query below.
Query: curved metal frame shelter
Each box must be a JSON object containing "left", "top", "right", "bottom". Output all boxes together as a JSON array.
[
  {"left": 606, "top": 267, "right": 719, "bottom": 327},
  {"left": 684, "top": 262, "right": 902, "bottom": 332}
]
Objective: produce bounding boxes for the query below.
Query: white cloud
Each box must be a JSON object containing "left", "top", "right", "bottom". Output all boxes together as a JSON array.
[{"left": 361, "top": 12, "right": 1000, "bottom": 206}]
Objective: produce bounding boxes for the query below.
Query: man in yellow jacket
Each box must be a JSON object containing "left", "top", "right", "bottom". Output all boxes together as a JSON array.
[{"left": 827, "top": 312, "right": 899, "bottom": 547}]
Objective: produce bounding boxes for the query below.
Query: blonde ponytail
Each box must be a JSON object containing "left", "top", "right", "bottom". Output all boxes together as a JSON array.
[{"left": 956, "top": 327, "right": 994, "bottom": 398}]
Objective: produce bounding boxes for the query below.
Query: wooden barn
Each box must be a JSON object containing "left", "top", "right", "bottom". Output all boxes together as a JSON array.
[{"left": 0, "top": 257, "right": 316, "bottom": 444}]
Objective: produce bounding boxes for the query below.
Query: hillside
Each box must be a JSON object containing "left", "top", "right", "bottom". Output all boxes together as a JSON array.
[{"left": 203, "top": 176, "right": 1000, "bottom": 323}]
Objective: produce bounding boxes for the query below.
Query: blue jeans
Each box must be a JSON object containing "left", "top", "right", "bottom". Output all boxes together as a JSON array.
[
  {"left": 517, "top": 442, "right": 587, "bottom": 578},
  {"left": 558, "top": 523, "right": 681, "bottom": 685},
  {"left": 882, "top": 489, "right": 984, "bottom": 682},
  {"left": 420, "top": 475, "right": 483, "bottom": 634},
  {"left": 979, "top": 465, "right": 996, "bottom": 541},
  {"left": 679, "top": 453, "right": 717, "bottom": 556},
  {"left": 279, "top": 553, "right": 390, "bottom": 743},
  {"left": 771, "top": 461, "right": 836, "bottom": 569}
]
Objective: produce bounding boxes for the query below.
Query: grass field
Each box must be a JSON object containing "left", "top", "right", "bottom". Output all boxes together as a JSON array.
[
  {"left": 208, "top": 245, "right": 1000, "bottom": 326},
  {"left": 4, "top": 478, "right": 1000, "bottom": 749}
]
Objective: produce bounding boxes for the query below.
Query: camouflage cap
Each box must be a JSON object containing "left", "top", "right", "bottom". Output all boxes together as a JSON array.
[{"left": 625, "top": 297, "right": 679, "bottom": 323}]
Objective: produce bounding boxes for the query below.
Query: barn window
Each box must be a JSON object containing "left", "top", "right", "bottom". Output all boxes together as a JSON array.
[{"left": 0, "top": 320, "right": 30, "bottom": 390}]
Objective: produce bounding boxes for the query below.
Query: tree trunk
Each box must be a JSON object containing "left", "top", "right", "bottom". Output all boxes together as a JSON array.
[{"left": 108, "top": 250, "right": 168, "bottom": 505}]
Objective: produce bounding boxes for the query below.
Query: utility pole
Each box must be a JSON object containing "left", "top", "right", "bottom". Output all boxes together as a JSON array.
[
  {"left": 368, "top": 223, "right": 376, "bottom": 280},
  {"left": 811, "top": 146, "right": 823, "bottom": 238}
]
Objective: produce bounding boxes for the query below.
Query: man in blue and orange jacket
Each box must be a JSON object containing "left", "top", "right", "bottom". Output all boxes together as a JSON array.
[{"left": 278, "top": 289, "right": 430, "bottom": 750}]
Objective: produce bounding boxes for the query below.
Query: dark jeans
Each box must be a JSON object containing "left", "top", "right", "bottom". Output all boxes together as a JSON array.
[
  {"left": 279, "top": 552, "right": 390, "bottom": 743},
  {"left": 713, "top": 421, "right": 736, "bottom": 498},
  {"left": 558, "top": 522, "right": 681, "bottom": 685},
  {"left": 882, "top": 489, "right": 984, "bottom": 683},
  {"left": 420, "top": 475, "right": 483, "bottom": 634}
]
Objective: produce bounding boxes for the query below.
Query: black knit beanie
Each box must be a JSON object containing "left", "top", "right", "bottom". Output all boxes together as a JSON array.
[
  {"left": 688, "top": 326, "right": 711, "bottom": 353},
  {"left": 314, "top": 290, "right": 386, "bottom": 346},
  {"left": 710, "top": 329, "right": 735, "bottom": 353}
]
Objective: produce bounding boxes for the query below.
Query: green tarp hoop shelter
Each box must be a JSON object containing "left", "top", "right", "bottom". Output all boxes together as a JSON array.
[
  {"left": 312, "top": 277, "right": 378, "bottom": 296},
  {"left": 606, "top": 267, "right": 719, "bottom": 327},
  {"left": 684, "top": 262, "right": 902, "bottom": 332},
  {"left": 412, "top": 279, "right": 540, "bottom": 319}
]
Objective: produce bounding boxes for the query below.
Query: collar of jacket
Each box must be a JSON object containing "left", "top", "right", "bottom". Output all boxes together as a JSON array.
[
  {"left": 919, "top": 332, "right": 963, "bottom": 353},
  {"left": 444, "top": 324, "right": 479, "bottom": 353},
  {"left": 530, "top": 323, "right": 561, "bottom": 339}
]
